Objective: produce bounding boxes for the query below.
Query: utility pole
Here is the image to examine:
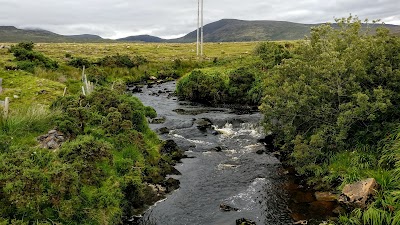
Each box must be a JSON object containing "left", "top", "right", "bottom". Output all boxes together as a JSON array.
[
  {"left": 197, "top": 0, "right": 200, "bottom": 56},
  {"left": 200, "top": 0, "right": 204, "bottom": 56}
]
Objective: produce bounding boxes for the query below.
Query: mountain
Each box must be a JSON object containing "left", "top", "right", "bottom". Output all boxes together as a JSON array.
[
  {"left": 1, "top": 20, "right": 400, "bottom": 43},
  {"left": 172, "top": 19, "right": 400, "bottom": 42},
  {"left": 0, "top": 26, "right": 109, "bottom": 43},
  {"left": 0, "top": 26, "right": 68, "bottom": 42},
  {"left": 172, "top": 19, "right": 313, "bottom": 42},
  {"left": 117, "top": 35, "right": 165, "bottom": 43},
  {"left": 66, "top": 34, "right": 104, "bottom": 41}
]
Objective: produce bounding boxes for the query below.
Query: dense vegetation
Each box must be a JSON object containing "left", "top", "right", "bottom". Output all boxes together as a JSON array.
[
  {"left": 176, "top": 66, "right": 264, "bottom": 105},
  {"left": 0, "top": 42, "right": 195, "bottom": 224},
  {"left": 9, "top": 42, "right": 58, "bottom": 72},
  {"left": 261, "top": 18, "right": 400, "bottom": 224},
  {"left": 0, "top": 87, "right": 184, "bottom": 224}
]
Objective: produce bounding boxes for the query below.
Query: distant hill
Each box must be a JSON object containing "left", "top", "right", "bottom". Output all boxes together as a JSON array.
[
  {"left": 66, "top": 34, "right": 104, "bottom": 41},
  {"left": 117, "top": 35, "right": 165, "bottom": 43},
  {"left": 172, "top": 19, "right": 313, "bottom": 42},
  {"left": 1, "top": 19, "right": 399, "bottom": 43},
  {"left": 0, "top": 26, "right": 110, "bottom": 43}
]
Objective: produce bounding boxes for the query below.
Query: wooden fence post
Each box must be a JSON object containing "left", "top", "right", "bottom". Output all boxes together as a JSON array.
[
  {"left": 63, "top": 87, "right": 67, "bottom": 97},
  {"left": 4, "top": 97, "right": 9, "bottom": 117}
]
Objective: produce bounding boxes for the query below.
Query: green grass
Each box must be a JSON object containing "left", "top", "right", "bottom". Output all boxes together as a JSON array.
[{"left": 0, "top": 69, "right": 65, "bottom": 110}]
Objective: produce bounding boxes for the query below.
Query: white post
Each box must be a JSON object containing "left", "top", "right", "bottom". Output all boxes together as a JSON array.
[
  {"left": 4, "top": 97, "right": 9, "bottom": 117},
  {"left": 63, "top": 87, "right": 67, "bottom": 97},
  {"left": 0, "top": 78, "right": 2, "bottom": 94},
  {"left": 201, "top": 0, "right": 204, "bottom": 56},
  {"left": 82, "top": 65, "right": 86, "bottom": 82},
  {"left": 85, "top": 74, "right": 89, "bottom": 94},
  {"left": 197, "top": 0, "right": 200, "bottom": 56}
]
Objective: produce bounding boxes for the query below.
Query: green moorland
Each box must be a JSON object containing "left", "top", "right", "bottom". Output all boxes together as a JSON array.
[{"left": 1, "top": 15, "right": 400, "bottom": 224}]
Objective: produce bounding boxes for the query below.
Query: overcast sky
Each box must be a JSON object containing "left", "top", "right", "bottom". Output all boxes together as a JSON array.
[{"left": 0, "top": 0, "right": 399, "bottom": 39}]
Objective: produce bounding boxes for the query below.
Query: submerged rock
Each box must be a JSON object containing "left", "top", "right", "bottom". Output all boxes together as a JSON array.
[
  {"left": 160, "top": 139, "right": 184, "bottom": 160},
  {"left": 149, "top": 116, "right": 166, "bottom": 124},
  {"left": 256, "top": 149, "right": 264, "bottom": 155},
  {"left": 195, "top": 118, "right": 213, "bottom": 131},
  {"left": 164, "top": 178, "right": 180, "bottom": 192},
  {"left": 219, "top": 203, "right": 239, "bottom": 212},
  {"left": 339, "top": 178, "right": 378, "bottom": 208},
  {"left": 236, "top": 218, "right": 256, "bottom": 225},
  {"left": 127, "top": 85, "right": 142, "bottom": 93},
  {"left": 157, "top": 127, "right": 170, "bottom": 135}
]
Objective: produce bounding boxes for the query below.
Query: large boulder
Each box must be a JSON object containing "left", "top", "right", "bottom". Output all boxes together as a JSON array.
[
  {"left": 37, "top": 129, "right": 66, "bottom": 149},
  {"left": 339, "top": 178, "right": 378, "bottom": 208}
]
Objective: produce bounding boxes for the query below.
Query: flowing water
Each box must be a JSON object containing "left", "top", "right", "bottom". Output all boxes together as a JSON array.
[{"left": 133, "top": 81, "right": 293, "bottom": 225}]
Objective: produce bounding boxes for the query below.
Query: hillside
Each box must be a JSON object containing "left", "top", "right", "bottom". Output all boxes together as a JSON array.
[
  {"left": 117, "top": 34, "right": 165, "bottom": 43},
  {"left": 0, "top": 26, "right": 110, "bottom": 43},
  {"left": 173, "top": 19, "right": 313, "bottom": 42}
]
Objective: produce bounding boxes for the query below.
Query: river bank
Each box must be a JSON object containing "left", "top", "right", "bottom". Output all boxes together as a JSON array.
[{"left": 130, "top": 81, "right": 339, "bottom": 225}]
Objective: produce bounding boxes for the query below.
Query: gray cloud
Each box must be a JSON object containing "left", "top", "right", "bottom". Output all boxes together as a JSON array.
[{"left": 0, "top": 0, "right": 399, "bottom": 39}]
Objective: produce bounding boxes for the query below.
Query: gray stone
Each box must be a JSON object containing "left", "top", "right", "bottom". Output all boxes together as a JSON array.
[
  {"left": 38, "top": 129, "right": 66, "bottom": 150},
  {"left": 46, "top": 139, "right": 59, "bottom": 149},
  {"left": 48, "top": 130, "right": 57, "bottom": 134},
  {"left": 339, "top": 178, "right": 378, "bottom": 208}
]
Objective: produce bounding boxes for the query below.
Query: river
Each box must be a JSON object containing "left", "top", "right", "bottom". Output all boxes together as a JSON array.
[{"left": 133, "top": 81, "right": 294, "bottom": 225}]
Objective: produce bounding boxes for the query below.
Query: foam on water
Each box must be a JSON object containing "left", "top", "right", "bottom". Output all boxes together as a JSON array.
[
  {"left": 223, "top": 178, "right": 267, "bottom": 211},
  {"left": 171, "top": 133, "right": 213, "bottom": 146}
]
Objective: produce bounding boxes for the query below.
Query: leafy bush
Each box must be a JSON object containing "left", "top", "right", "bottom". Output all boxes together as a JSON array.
[
  {"left": 227, "top": 67, "right": 260, "bottom": 104},
  {"left": 67, "top": 57, "right": 92, "bottom": 68},
  {"left": 9, "top": 42, "right": 58, "bottom": 72},
  {"left": 177, "top": 67, "right": 264, "bottom": 105},
  {"left": 254, "top": 41, "right": 291, "bottom": 69},
  {"left": 261, "top": 17, "right": 400, "bottom": 175},
  {"left": 176, "top": 69, "right": 229, "bottom": 105}
]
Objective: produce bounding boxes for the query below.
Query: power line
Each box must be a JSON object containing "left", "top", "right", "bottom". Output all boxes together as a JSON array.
[{"left": 196, "top": 0, "right": 204, "bottom": 57}]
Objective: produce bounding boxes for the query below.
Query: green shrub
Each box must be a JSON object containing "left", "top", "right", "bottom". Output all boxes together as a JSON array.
[
  {"left": 67, "top": 57, "right": 92, "bottom": 68},
  {"left": 254, "top": 41, "right": 291, "bottom": 68},
  {"left": 176, "top": 69, "right": 229, "bottom": 105},
  {"left": 9, "top": 42, "right": 58, "bottom": 72}
]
